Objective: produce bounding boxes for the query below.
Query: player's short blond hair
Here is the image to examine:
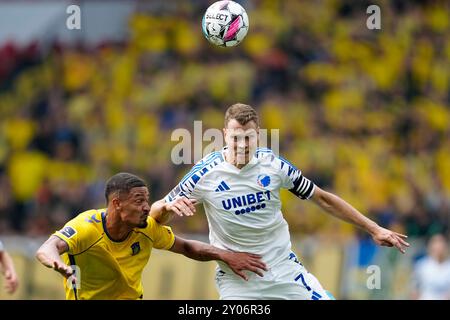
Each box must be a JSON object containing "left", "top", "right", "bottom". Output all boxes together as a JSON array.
[{"left": 224, "top": 103, "right": 259, "bottom": 128}]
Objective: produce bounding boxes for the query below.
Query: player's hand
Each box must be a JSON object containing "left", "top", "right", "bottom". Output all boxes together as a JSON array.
[
  {"left": 164, "top": 197, "right": 197, "bottom": 217},
  {"left": 371, "top": 226, "right": 410, "bottom": 254},
  {"left": 53, "top": 261, "right": 75, "bottom": 279},
  {"left": 4, "top": 269, "right": 19, "bottom": 294},
  {"left": 221, "top": 251, "right": 268, "bottom": 281}
]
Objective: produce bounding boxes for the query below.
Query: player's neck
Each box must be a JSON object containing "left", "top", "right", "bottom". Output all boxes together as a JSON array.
[{"left": 104, "top": 210, "right": 132, "bottom": 242}]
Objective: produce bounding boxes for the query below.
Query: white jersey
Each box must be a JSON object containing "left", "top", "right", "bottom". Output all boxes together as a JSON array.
[
  {"left": 0, "top": 240, "right": 3, "bottom": 252},
  {"left": 165, "top": 147, "right": 315, "bottom": 272},
  {"left": 413, "top": 257, "right": 450, "bottom": 300}
]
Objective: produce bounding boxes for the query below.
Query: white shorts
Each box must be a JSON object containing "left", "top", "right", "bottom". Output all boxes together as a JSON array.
[{"left": 215, "top": 252, "right": 333, "bottom": 300}]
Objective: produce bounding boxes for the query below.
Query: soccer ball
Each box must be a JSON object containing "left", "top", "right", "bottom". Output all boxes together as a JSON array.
[{"left": 202, "top": 1, "right": 249, "bottom": 47}]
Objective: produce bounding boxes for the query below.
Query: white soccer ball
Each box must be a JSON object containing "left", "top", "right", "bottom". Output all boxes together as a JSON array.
[{"left": 202, "top": 0, "right": 249, "bottom": 47}]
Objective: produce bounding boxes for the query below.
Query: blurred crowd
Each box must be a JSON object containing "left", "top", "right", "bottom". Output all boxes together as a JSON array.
[{"left": 0, "top": 0, "right": 448, "bottom": 243}]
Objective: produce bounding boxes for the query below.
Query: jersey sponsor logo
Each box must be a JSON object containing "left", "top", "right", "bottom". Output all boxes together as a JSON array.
[
  {"left": 131, "top": 242, "right": 141, "bottom": 256},
  {"left": 221, "top": 191, "right": 271, "bottom": 215},
  {"left": 60, "top": 226, "right": 77, "bottom": 238},
  {"left": 257, "top": 174, "right": 271, "bottom": 188}
]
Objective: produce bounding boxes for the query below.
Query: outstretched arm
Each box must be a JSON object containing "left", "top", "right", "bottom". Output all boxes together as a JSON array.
[
  {"left": 35, "top": 236, "right": 75, "bottom": 279},
  {"left": 0, "top": 250, "right": 19, "bottom": 294},
  {"left": 169, "top": 236, "right": 267, "bottom": 281},
  {"left": 150, "top": 198, "right": 196, "bottom": 224},
  {"left": 311, "top": 186, "right": 410, "bottom": 253}
]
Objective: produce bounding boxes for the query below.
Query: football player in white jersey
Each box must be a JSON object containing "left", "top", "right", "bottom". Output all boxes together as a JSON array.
[
  {"left": 151, "top": 103, "right": 410, "bottom": 300},
  {"left": 412, "top": 234, "right": 450, "bottom": 300}
]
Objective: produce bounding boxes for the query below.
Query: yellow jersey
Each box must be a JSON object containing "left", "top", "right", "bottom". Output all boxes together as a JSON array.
[{"left": 53, "top": 208, "right": 175, "bottom": 300}]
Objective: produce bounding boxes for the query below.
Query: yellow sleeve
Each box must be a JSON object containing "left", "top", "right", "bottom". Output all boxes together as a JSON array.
[
  {"left": 147, "top": 217, "right": 175, "bottom": 250},
  {"left": 53, "top": 213, "right": 99, "bottom": 255}
]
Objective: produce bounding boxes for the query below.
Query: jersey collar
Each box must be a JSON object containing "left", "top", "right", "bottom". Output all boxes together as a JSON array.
[{"left": 101, "top": 211, "right": 132, "bottom": 243}]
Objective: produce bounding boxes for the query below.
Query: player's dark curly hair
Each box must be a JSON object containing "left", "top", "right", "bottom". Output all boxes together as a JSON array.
[
  {"left": 224, "top": 103, "right": 259, "bottom": 127},
  {"left": 105, "top": 172, "right": 147, "bottom": 203}
]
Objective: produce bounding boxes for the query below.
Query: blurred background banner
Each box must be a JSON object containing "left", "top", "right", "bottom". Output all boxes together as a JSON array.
[{"left": 0, "top": 0, "right": 449, "bottom": 299}]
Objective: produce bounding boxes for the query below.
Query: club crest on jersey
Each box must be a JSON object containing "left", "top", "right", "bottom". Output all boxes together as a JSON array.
[
  {"left": 131, "top": 242, "right": 141, "bottom": 256},
  {"left": 257, "top": 174, "right": 271, "bottom": 188}
]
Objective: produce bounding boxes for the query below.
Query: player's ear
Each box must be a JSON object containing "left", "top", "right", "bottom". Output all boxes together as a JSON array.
[{"left": 112, "top": 197, "right": 122, "bottom": 211}]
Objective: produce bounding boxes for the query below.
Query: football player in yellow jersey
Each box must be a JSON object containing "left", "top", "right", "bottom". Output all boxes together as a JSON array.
[{"left": 35, "top": 173, "right": 267, "bottom": 300}]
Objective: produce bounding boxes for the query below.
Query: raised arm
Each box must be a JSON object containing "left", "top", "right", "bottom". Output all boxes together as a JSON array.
[
  {"left": 311, "top": 186, "right": 410, "bottom": 253},
  {"left": 169, "top": 236, "right": 267, "bottom": 281},
  {"left": 150, "top": 198, "right": 197, "bottom": 224},
  {"left": 35, "top": 235, "right": 74, "bottom": 278}
]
